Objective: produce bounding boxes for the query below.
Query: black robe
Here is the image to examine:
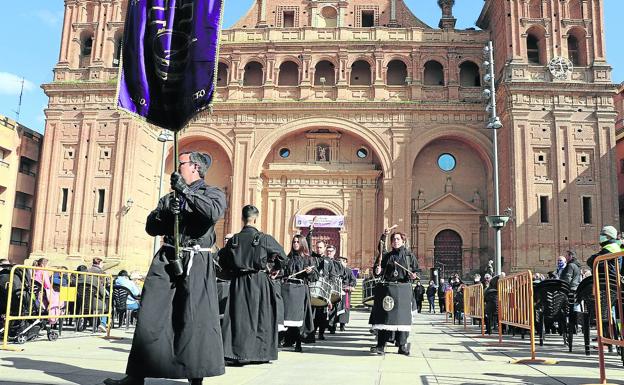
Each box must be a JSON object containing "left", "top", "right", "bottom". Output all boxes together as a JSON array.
[
  {"left": 219, "top": 226, "right": 286, "bottom": 362},
  {"left": 126, "top": 180, "right": 226, "bottom": 380},
  {"left": 283, "top": 253, "right": 318, "bottom": 336},
  {"left": 337, "top": 266, "right": 357, "bottom": 324}
]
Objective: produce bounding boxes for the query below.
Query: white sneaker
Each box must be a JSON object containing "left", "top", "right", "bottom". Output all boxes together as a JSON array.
[{"left": 98, "top": 325, "right": 107, "bottom": 333}]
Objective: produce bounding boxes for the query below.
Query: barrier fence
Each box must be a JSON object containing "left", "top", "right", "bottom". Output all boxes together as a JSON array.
[
  {"left": 1, "top": 265, "right": 114, "bottom": 351},
  {"left": 591, "top": 251, "right": 624, "bottom": 384},
  {"left": 444, "top": 290, "right": 454, "bottom": 323},
  {"left": 463, "top": 283, "right": 485, "bottom": 335}
]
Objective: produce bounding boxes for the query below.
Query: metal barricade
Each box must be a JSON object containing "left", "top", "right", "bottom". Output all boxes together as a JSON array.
[
  {"left": 591, "top": 251, "right": 624, "bottom": 384},
  {"left": 464, "top": 283, "right": 485, "bottom": 335},
  {"left": 1, "top": 265, "right": 114, "bottom": 351},
  {"left": 497, "top": 270, "right": 556, "bottom": 364},
  {"left": 445, "top": 290, "right": 454, "bottom": 323}
]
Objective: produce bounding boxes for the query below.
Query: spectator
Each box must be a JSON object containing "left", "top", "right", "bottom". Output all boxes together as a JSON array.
[
  {"left": 555, "top": 256, "right": 566, "bottom": 278},
  {"left": 87, "top": 258, "right": 109, "bottom": 332},
  {"left": 413, "top": 281, "right": 425, "bottom": 313},
  {"left": 560, "top": 250, "right": 581, "bottom": 291},
  {"left": 426, "top": 281, "right": 437, "bottom": 313},
  {"left": 437, "top": 279, "right": 447, "bottom": 312},
  {"left": 115, "top": 270, "right": 141, "bottom": 312},
  {"left": 482, "top": 273, "right": 492, "bottom": 289},
  {"left": 485, "top": 260, "right": 494, "bottom": 276}
]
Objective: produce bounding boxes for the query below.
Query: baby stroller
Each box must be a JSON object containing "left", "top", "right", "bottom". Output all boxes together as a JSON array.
[{"left": 0, "top": 267, "right": 59, "bottom": 344}]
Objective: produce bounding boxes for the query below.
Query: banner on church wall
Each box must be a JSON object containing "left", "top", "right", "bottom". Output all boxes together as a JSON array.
[{"left": 295, "top": 215, "right": 345, "bottom": 228}]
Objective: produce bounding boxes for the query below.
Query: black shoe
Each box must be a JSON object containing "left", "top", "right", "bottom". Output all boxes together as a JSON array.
[
  {"left": 370, "top": 346, "right": 385, "bottom": 355},
  {"left": 398, "top": 343, "right": 411, "bottom": 356},
  {"left": 294, "top": 344, "right": 303, "bottom": 352},
  {"left": 340, "top": 325, "right": 345, "bottom": 332},
  {"left": 103, "top": 376, "right": 144, "bottom": 385},
  {"left": 189, "top": 379, "right": 203, "bottom": 385},
  {"left": 318, "top": 334, "right": 326, "bottom": 340}
]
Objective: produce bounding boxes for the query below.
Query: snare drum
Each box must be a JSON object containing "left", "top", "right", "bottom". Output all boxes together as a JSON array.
[
  {"left": 330, "top": 276, "right": 343, "bottom": 304},
  {"left": 309, "top": 276, "right": 332, "bottom": 307},
  {"left": 363, "top": 277, "right": 381, "bottom": 307}
]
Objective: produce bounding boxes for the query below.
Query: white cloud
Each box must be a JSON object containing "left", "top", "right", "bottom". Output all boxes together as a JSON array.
[
  {"left": 0, "top": 72, "right": 35, "bottom": 95},
  {"left": 35, "top": 10, "right": 63, "bottom": 27}
]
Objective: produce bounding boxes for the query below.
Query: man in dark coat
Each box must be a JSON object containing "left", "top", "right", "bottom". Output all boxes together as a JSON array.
[
  {"left": 560, "top": 250, "right": 581, "bottom": 291},
  {"left": 437, "top": 278, "right": 447, "bottom": 313},
  {"left": 413, "top": 281, "right": 425, "bottom": 313},
  {"left": 219, "top": 205, "right": 286, "bottom": 365},
  {"left": 305, "top": 226, "right": 335, "bottom": 341},
  {"left": 104, "top": 151, "right": 226, "bottom": 385},
  {"left": 335, "top": 255, "right": 357, "bottom": 331}
]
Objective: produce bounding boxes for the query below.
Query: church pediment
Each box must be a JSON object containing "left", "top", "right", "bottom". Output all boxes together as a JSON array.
[{"left": 417, "top": 193, "right": 483, "bottom": 215}]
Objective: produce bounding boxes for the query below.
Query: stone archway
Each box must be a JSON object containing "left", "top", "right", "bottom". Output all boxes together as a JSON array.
[
  {"left": 259, "top": 128, "right": 383, "bottom": 269},
  {"left": 434, "top": 229, "right": 463, "bottom": 278}
]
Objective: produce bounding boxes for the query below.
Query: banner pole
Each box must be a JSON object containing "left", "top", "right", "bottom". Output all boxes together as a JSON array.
[{"left": 173, "top": 131, "right": 180, "bottom": 264}]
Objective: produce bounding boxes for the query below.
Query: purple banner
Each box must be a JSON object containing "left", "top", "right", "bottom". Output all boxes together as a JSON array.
[{"left": 117, "top": 0, "right": 224, "bottom": 131}]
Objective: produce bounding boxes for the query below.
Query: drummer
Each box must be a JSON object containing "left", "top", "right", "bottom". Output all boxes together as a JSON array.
[
  {"left": 328, "top": 249, "right": 357, "bottom": 333},
  {"left": 369, "top": 231, "right": 419, "bottom": 356},
  {"left": 282, "top": 235, "right": 318, "bottom": 352},
  {"left": 306, "top": 226, "right": 336, "bottom": 342}
]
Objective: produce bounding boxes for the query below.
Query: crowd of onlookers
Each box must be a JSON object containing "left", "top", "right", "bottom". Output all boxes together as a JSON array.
[{"left": 0, "top": 257, "right": 144, "bottom": 333}]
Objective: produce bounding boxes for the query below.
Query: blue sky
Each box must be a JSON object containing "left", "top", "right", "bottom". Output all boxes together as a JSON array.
[{"left": 0, "top": 0, "right": 622, "bottom": 133}]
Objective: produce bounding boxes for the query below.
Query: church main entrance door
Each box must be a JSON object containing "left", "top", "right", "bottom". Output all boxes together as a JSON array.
[
  {"left": 301, "top": 208, "right": 341, "bottom": 255},
  {"left": 433, "top": 229, "right": 462, "bottom": 277}
]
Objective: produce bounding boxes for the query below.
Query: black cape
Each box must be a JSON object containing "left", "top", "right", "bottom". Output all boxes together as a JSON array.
[
  {"left": 126, "top": 180, "right": 226, "bottom": 379},
  {"left": 219, "top": 226, "right": 286, "bottom": 362}
]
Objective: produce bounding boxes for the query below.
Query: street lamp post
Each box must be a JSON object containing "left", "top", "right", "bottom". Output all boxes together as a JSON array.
[
  {"left": 483, "top": 41, "right": 508, "bottom": 275},
  {"left": 153, "top": 129, "right": 174, "bottom": 256}
]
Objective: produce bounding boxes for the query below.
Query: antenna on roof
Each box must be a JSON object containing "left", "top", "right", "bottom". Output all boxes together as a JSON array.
[{"left": 13, "top": 77, "right": 25, "bottom": 123}]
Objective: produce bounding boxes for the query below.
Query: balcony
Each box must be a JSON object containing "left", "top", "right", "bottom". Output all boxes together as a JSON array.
[
  {"left": 276, "top": 86, "right": 300, "bottom": 100},
  {"left": 422, "top": 86, "right": 448, "bottom": 101},
  {"left": 16, "top": 173, "right": 36, "bottom": 195},
  {"left": 20, "top": 139, "right": 40, "bottom": 162},
  {"left": 0, "top": 160, "right": 10, "bottom": 188},
  {"left": 12, "top": 207, "right": 32, "bottom": 229},
  {"left": 349, "top": 86, "right": 373, "bottom": 100},
  {"left": 459, "top": 87, "right": 483, "bottom": 102},
  {"left": 8, "top": 243, "right": 29, "bottom": 264}
]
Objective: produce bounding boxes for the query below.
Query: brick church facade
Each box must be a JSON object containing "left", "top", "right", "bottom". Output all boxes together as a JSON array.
[{"left": 31, "top": 0, "right": 618, "bottom": 275}]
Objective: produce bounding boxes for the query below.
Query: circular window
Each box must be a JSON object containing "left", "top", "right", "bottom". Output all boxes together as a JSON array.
[
  {"left": 356, "top": 148, "right": 368, "bottom": 159},
  {"left": 437, "top": 153, "right": 456, "bottom": 172},
  {"left": 279, "top": 148, "right": 290, "bottom": 158}
]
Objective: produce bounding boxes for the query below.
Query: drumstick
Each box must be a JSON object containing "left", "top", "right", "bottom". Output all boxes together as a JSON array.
[
  {"left": 288, "top": 265, "right": 316, "bottom": 279},
  {"left": 394, "top": 261, "right": 418, "bottom": 278},
  {"left": 388, "top": 224, "right": 398, "bottom": 231}
]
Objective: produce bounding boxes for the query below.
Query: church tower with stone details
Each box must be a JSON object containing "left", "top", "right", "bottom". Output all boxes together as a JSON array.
[{"left": 477, "top": 0, "right": 618, "bottom": 270}]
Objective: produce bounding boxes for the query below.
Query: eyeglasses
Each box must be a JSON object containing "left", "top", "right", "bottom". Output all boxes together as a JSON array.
[{"left": 179, "top": 161, "right": 194, "bottom": 167}]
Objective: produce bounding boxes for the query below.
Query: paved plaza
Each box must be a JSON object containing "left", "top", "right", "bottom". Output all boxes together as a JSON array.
[{"left": 1, "top": 310, "right": 623, "bottom": 385}]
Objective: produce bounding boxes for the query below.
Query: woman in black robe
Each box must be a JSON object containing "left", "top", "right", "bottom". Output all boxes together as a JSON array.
[
  {"left": 282, "top": 234, "right": 318, "bottom": 352},
  {"left": 105, "top": 152, "right": 226, "bottom": 385}
]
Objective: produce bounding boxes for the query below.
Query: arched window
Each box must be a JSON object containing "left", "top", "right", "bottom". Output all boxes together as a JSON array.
[
  {"left": 278, "top": 61, "right": 299, "bottom": 86},
  {"left": 527, "top": 34, "right": 540, "bottom": 64},
  {"left": 243, "top": 61, "right": 263, "bottom": 86},
  {"left": 112, "top": 34, "right": 122, "bottom": 67},
  {"left": 314, "top": 60, "right": 335, "bottom": 86},
  {"left": 350, "top": 60, "right": 372, "bottom": 86},
  {"left": 423, "top": 60, "right": 444, "bottom": 86},
  {"left": 79, "top": 31, "right": 94, "bottom": 67},
  {"left": 459, "top": 61, "right": 481, "bottom": 87},
  {"left": 217, "top": 62, "right": 228, "bottom": 87},
  {"left": 386, "top": 60, "right": 408, "bottom": 86},
  {"left": 567, "top": 28, "right": 587, "bottom": 66}
]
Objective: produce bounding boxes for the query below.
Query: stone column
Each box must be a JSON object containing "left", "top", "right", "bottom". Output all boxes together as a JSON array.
[
  {"left": 389, "top": 0, "right": 398, "bottom": 27},
  {"left": 257, "top": 0, "right": 268, "bottom": 27},
  {"left": 229, "top": 128, "right": 254, "bottom": 232}
]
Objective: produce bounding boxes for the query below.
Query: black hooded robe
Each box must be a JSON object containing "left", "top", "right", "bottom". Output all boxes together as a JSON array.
[
  {"left": 220, "top": 226, "right": 286, "bottom": 362},
  {"left": 125, "top": 180, "right": 226, "bottom": 380}
]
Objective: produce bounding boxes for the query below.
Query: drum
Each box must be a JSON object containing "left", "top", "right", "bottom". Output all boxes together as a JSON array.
[
  {"left": 368, "top": 281, "right": 413, "bottom": 331},
  {"left": 330, "top": 276, "right": 343, "bottom": 304},
  {"left": 309, "top": 276, "right": 332, "bottom": 307},
  {"left": 281, "top": 280, "right": 307, "bottom": 327},
  {"left": 363, "top": 277, "right": 381, "bottom": 307},
  {"left": 216, "top": 279, "right": 230, "bottom": 318}
]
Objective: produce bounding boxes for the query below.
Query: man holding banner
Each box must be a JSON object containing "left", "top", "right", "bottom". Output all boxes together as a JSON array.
[{"left": 104, "top": 0, "right": 226, "bottom": 384}]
